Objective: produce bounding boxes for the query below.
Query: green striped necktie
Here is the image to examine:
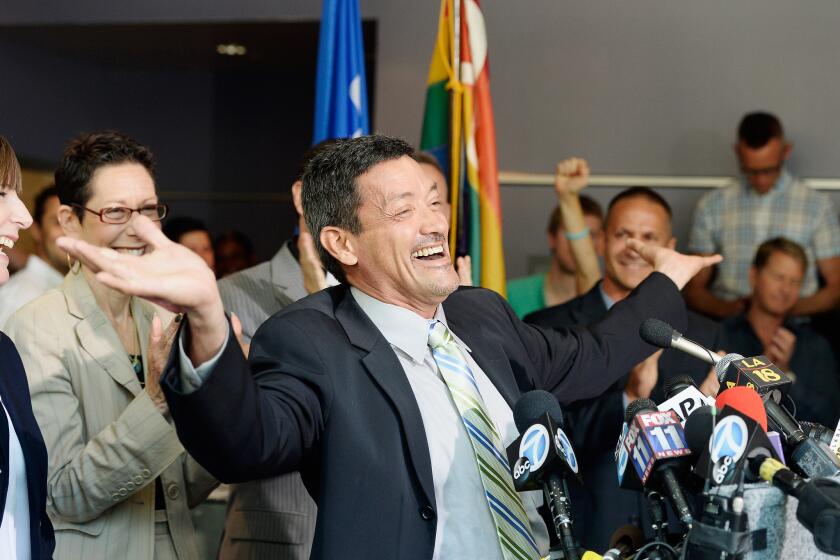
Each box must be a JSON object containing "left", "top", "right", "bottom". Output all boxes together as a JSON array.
[{"left": 427, "top": 320, "right": 539, "bottom": 560}]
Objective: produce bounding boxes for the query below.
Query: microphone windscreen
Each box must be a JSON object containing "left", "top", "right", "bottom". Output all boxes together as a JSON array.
[
  {"left": 639, "top": 318, "right": 674, "bottom": 349},
  {"left": 715, "top": 386, "right": 768, "bottom": 432},
  {"left": 684, "top": 405, "right": 715, "bottom": 456},
  {"left": 608, "top": 523, "right": 645, "bottom": 552},
  {"left": 713, "top": 353, "right": 745, "bottom": 382},
  {"left": 513, "top": 390, "right": 564, "bottom": 432},
  {"left": 624, "top": 397, "right": 658, "bottom": 423},
  {"left": 664, "top": 374, "right": 697, "bottom": 398}
]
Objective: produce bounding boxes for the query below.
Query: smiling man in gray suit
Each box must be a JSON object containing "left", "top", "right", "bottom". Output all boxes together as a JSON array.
[{"left": 215, "top": 143, "right": 337, "bottom": 560}]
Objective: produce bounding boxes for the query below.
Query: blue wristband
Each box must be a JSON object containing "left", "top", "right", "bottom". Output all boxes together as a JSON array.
[{"left": 564, "top": 227, "right": 590, "bottom": 241}]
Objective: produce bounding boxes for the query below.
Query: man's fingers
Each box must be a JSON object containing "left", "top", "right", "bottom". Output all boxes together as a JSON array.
[
  {"left": 701, "top": 254, "right": 724, "bottom": 267},
  {"left": 625, "top": 239, "right": 654, "bottom": 262},
  {"left": 130, "top": 215, "right": 175, "bottom": 251}
]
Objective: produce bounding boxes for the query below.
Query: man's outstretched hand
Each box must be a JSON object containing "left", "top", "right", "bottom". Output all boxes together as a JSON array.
[
  {"left": 57, "top": 216, "right": 228, "bottom": 364},
  {"left": 626, "top": 238, "right": 722, "bottom": 291}
]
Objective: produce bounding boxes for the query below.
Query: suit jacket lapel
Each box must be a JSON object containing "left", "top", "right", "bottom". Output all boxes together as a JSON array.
[
  {"left": 63, "top": 273, "right": 142, "bottom": 396},
  {"left": 270, "top": 242, "right": 308, "bottom": 304},
  {"left": 446, "top": 316, "right": 522, "bottom": 409},
  {"left": 333, "top": 289, "right": 436, "bottom": 509}
]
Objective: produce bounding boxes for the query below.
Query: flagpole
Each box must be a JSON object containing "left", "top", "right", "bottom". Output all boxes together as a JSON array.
[{"left": 448, "top": 0, "right": 463, "bottom": 259}]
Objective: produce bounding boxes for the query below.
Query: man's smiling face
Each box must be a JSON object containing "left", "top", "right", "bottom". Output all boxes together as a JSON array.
[{"left": 346, "top": 155, "right": 460, "bottom": 315}]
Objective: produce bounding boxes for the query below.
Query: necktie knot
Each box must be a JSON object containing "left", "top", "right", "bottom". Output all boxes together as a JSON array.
[{"left": 427, "top": 320, "right": 452, "bottom": 350}]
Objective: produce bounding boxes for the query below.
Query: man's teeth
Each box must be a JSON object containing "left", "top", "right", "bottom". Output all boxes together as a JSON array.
[{"left": 412, "top": 245, "right": 444, "bottom": 258}]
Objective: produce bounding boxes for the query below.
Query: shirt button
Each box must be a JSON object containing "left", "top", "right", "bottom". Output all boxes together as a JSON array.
[
  {"left": 111, "top": 494, "right": 120, "bottom": 502},
  {"left": 420, "top": 505, "right": 435, "bottom": 521},
  {"left": 166, "top": 483, "right": 180, "bottom": 500},
  {"left": 133, "top": 475, "right": 144, "bottom": 485},
  {"left": 118, "top": 488, "right": 128, "bottom": 496},
  {"left": 141, "top": 469, "right": 151, "bottom": 478},
  {"left": 126, "top": 482, "right": 135, "bottom": 490}
]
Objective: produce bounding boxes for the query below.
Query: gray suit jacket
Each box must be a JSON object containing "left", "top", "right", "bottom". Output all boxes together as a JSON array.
[
  {"left": 216, "top": 241, "right": 316, "bottom": 560},
  {"left": 5, "top": 272, "right": 218, "bottom": 560}
]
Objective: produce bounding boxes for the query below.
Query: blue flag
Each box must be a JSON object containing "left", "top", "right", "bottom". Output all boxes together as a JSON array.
[{"left": 313, "top": 0, "right": 369, "bottom": 144}]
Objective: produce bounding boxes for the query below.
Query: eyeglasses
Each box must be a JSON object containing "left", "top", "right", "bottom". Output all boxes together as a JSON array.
[
  {"left": 72, "top": 203, "right": 168, "bottom": 224},
  {"left": 740, "top": 163, "right": 784, "bottom": 178}
]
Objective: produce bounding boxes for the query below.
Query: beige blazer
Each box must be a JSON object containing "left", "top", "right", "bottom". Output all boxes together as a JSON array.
[{"left": 5, "top": 272, "right": 217, "bottom": 560}]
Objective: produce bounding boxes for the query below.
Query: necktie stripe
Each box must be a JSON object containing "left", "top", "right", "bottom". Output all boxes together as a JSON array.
[
  {"left": 448, "top": 388, "right": 499, "bottom": 436},
  {"left": 487, "top": 493, "right": 540, "bottom": 552},
  {"left": 476, "top": 456, "right": 530, "bottom": 518},
  {"left": 432, "top": 350, "right": 480, "bottom": 380},
  {"left": 499, "top": 530, "right": 535, "bottom": 560},
  {"left": 428, "top": 320, "right": 539, "bottom": 560},
  {"left": 432, "top": 351, "right": 482, "bottom": 392},
  {"left": 463, "top": 418, "right": 511, "bottom": 469}
]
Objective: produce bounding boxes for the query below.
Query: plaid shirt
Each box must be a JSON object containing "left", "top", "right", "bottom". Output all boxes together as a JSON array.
[{"left": 689, "top": 170, "right": 840, "bottom": 299}]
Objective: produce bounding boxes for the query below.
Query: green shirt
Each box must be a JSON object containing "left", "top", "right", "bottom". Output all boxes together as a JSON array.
[{"left": 506, "top": 273, "right": 546, "bottom": 319}]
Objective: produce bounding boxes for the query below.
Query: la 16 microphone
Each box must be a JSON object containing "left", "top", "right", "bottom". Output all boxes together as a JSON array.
[
  {"left": 658, "top": 374, "right": 715, "bottom": 426},
  {"left": 507, "top": 390, "right": 581, "bottom": 560},
  {"left": 713, "top": 356, "right": 840, "bottom": 478},
  {"left": 749, "top": 456, "right": 840, "bottom": 555},
  {"left": 623, "top": 398, "right": 694, "bottom": 529}
]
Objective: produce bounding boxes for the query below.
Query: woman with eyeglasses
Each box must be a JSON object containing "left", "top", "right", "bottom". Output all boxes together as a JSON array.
[
  {"left": 5, "top": 131, "right": 217, "bottom": 560},
  {"left": 0, "top": 136, "right": 55, "bottom": 559}
]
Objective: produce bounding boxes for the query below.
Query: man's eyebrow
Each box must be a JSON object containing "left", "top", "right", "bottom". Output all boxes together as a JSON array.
[{"left": 384, "top": 190, "right": 415, "bottom": 204}]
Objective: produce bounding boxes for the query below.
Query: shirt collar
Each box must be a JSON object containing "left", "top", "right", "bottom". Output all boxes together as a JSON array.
[
  {"left": 742, "top": 168, "right": 793, "bottom": 197},
  {"left": 597, "top": 281, "right": 616, "bottom": 310},
  {"left": 26, "top": 254, "right": 64, "bottom": 282},
  {"left": 351, "top": 287, "right": 466, "bottom": 363}
]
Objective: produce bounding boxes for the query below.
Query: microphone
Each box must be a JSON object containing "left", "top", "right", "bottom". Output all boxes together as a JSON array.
[
  {"left": 623, "top": 398, "right": 694, "bottom": 529},
  {"left": 602, "top": 524, "right": 645, "bottom": 560},
  {"left": 640, "top": 318, "right": 727, "bottom": 365},
  {"left": 714, "top": 356, "right": 840, "bottom": 478},
  {"left": 715, "top": 386, "right": 768, "bottom": 432},
  {"left": 691, "top": 389, "right": 776, "bottom": 487},
  {"left": 658, "top": 374, "right": 715, "bottom": 426},
  {"left": 508, "top": 390, "right": 581, "bottom": 560},
  {"left": 749, "top": 456, "right": 840, "bottom": 555}
]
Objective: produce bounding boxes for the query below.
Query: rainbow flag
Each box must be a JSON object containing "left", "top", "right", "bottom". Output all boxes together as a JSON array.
[{"left": 420, "top": 0, "right": 506, "bottom": 295}]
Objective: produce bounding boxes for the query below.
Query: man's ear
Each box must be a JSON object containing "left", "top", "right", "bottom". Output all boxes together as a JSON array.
[
  {"left": 57, "top": 205, "right": 82, "bottom": 239},
  {"left": 782, "top": 142, "right": 793, "bottom": 161},
  {"left": 291, "top": 180, "right": 304, "bottom": 217},
  {"left": 748, "top": 266, "right": 757, "bottom": 291},
  {"left": 667, "top": 236, "right": 677, "bottom": 250},
  {"left": 320, "top": 226, "right": 358, "bottom": 268}
]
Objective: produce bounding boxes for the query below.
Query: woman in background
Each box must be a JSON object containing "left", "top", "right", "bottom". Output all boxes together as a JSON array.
[
  {"left": 6, "top": 131, "right": 216, "bottom": 560},
  {"left": 0, "top": 136, "right": 55, "bottom": 559}
]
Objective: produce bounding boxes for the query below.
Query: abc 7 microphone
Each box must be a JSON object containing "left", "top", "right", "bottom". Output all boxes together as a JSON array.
[
  {"left": 716, "top": 354, "right": 840, "bottom": 478},
  {"left": 506, "top": 390, "right": 582, "bottom": 560}
]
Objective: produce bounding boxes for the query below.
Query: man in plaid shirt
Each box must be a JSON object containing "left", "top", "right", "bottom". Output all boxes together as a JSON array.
[{"left": 685, "top": 112, "right": 840, "bottom": 319}]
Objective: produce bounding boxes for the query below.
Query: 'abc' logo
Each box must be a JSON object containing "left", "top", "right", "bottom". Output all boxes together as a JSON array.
[
  {"left": 519, "top": 425, "right": 550, "bottom": 470},
  {"left": 710, "top": 416, "right": 748, "bottom": 463}
]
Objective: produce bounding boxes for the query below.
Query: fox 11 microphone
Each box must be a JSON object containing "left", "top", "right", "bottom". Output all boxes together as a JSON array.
[
  {"left": 506, "top": 390, "right": 582, "bottom": 560},
  {"left": 621, "top": 398, "right": 694, "bottom": 531}
]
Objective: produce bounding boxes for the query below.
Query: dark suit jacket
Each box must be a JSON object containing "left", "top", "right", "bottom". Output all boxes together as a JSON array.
[
  {"left": 525, "top": 282, "right": 722, "bottom": 550},
  {"left": 0, "top": 334, "right": 54, "bottom": 559},
  {"left": 163, "top": 273, "right": 686, "bottom": 560}
]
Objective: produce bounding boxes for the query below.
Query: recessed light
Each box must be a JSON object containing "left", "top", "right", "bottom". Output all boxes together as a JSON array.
[{"left": 216, "top": 43, "right": 247, "bottom": 56}]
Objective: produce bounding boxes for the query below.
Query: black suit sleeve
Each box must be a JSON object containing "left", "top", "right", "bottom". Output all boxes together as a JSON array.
[
  {"left": 507, "top": 272, "right": 687, "bottom": 404},
  {"left": 162, "top": 313, "right": 330, "bottom": 483}
]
